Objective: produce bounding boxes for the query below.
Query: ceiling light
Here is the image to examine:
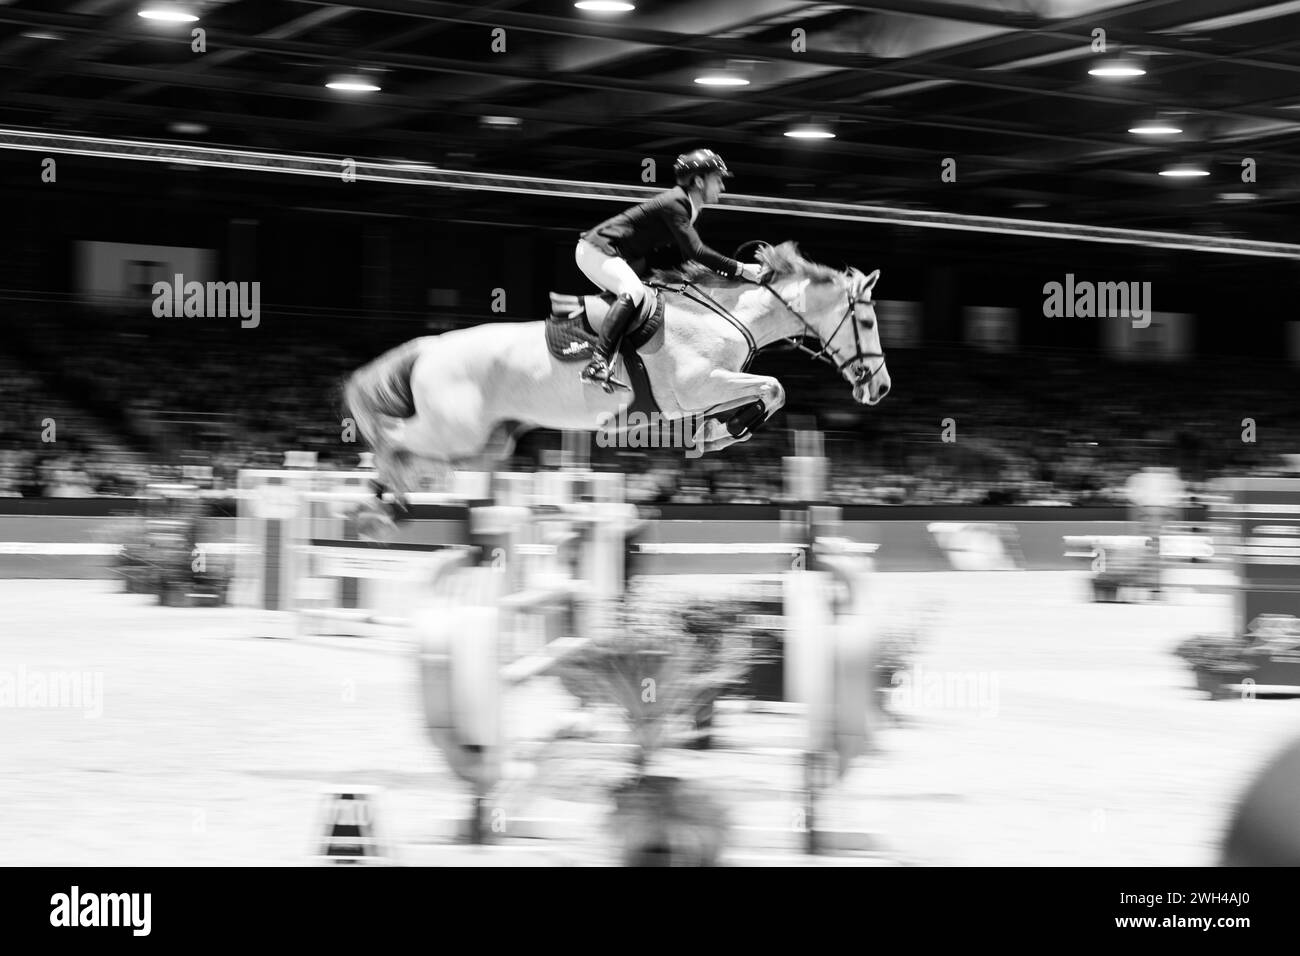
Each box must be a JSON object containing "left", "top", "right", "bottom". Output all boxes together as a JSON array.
[
  {"left": 480, "top": 115, "right": 522, "bottom": 127},
  {"left": 1159, "top": 163, "right": 1209, "bottom": 177},
  {"left": 326, "top": 74, "right": 381, "bottom": 93},
  {"left": 169, "top": 121, "right": 208, "bottom": 135},
  {"left": 1218, "top": 192, "right": 1257, "bottom": 202},
  {"left": 694, "top": 72, "right": 750, "bottom": 87},
  {"left": 137, "top": 4, "right": 199, "bottom": 22},
  {"left": 784, "top": 124, "right": 835, "bottom": 140},
  {"left": 1088, "top": 58, "right": 1146, "bottom": 78},
  {"left": 1089, "top": 65, "right": 1145, "bottom": 77},
  {"left": 1128, "top": 122, "right": 1182, "bottom": 135},
  {"left": 574, "top": 1, "right": 635, "bottom": 11},
  {"left": 21, "top": 31, "right": 64, "bottom": 40}
]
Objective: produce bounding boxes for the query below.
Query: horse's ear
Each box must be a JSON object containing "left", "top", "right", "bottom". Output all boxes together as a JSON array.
[{"left": 862, "top": 269, "right": 880, "bottom": 293}]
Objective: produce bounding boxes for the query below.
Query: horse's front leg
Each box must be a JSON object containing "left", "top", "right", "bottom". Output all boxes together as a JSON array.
[{"left": 688, "top": 370, "right": 787, "bottom": 455}]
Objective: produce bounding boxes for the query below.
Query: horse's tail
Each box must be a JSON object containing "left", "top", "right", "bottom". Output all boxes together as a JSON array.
[{"left": 342, "top": 339, "right": 424, "bottom": 507}]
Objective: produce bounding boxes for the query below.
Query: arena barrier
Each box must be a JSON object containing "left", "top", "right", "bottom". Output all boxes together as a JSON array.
[
  {"left": 412, "top": 480, "right": 644, "bottom": 845},
  {"left": 408, "top": 439, "right": 883, "bottom": 855},
  {"left": 1208, "top": 477, "right": 1300, "bottom": 694},
  {"left": 235, "top": 468, "right": 476, "bottom": 636},
  {"left": 248, "top": 437, "right": 881, "bottom": 856},
  {"left": 1057, "top": 472, "right": 1300, "bottom": 695},
  {"left": 233, "top": 465, "right": 626, "bottom": 639},
  {"left": 1060, "top": 467, "right": 1228, "bottom": 603}
]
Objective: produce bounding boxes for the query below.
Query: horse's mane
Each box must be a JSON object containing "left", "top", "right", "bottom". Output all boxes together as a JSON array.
[{"left": 649, "top": 241, "right": 844, "bottom": 289}]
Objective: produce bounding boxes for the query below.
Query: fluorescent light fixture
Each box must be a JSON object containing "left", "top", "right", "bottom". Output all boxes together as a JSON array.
[
  {"left": 1159, "top": 164, "right": 1209, "bottom": 177},
  {"left": 1128, "top": 122, "right": 1181, "bottom": 135},
  {"left": 168, "top": 122, "right": 208, "bottom": 135},
  {"left": 480, "top": 115, "right": 522, "bottom": 127},
  {"left": 574, "top": 1, "right": 635, "bottom": 11},
  {"left": 21, "top": 31, "right": 64, "bottom": 40},
  {"left": 694, "top": 72, "right": 750, "bottom": 87},
  {"left": 785, "top": 124, "right": 835, "bottom": 140},
  {"left": 138, "top": 4, "right": 199, "bottom": 22},
  {"left": 1088, "top": 58, "right": 1146, "bottom": 77},
  {"left": 326, "top": 74, "right": 381, "bottom": 92},
  {"left": 1218, "top": 191, "right": 1257, "bottom": 202}
]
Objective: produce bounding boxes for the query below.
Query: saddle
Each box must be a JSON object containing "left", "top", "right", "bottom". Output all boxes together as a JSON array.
[{"left": 545, "top": 288, "right": 665, "bottom": 415}]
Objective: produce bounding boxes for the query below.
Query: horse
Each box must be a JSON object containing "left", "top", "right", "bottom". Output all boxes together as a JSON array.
[{"left": 342, "top": 241, "right": 890, "bottom": 538}]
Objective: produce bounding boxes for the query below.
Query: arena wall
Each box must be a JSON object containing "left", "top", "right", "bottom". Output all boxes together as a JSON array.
[{"left": 0, "top": 501, "right": 1136, "bottom": 578}]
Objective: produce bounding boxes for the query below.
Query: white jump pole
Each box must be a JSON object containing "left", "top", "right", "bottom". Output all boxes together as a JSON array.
[
  {"left": 561, "top": 430, "right": 591, "bottom": 472},
  {"left": 781, "top": 428, "right": 851, "bottom": 853}
]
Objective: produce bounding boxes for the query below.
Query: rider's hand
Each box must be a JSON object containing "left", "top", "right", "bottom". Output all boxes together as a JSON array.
[{"left": 739, "top": 263, "right": 765, "bottom": 283}]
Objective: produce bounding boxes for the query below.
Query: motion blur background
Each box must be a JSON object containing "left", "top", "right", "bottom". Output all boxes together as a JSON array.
[
  {"left": 1, "top": 0, "right": 1298, "bottom": 504},
  {"left": 6, "top": 0, "right": 1300, "bottom": 874}
]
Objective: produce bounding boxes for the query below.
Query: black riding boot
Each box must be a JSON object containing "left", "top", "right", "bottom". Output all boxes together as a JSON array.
[{"left": 580, "top": 292, "right": 638, "bottom": 392}]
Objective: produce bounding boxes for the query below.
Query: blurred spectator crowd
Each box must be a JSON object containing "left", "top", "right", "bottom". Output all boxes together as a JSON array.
[{"left": 2, "top": 303, "right": 1298, "bottom": 504}]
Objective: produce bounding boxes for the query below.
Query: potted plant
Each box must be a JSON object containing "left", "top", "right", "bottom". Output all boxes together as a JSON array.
[
  {"left": 109, "top": 502, "right": 232, "bottom": 606},
  {"left": 1174, "top": 633, "right": 1256, "bottom": 699},
  {"left": 109, "top": 515, "right": 154, "bottom": 594},
  {"left": 555, "top": 590, "right": 757, "bottom": 866}
]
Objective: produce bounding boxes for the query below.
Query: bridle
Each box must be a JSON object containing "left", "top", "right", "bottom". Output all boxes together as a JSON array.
[
  {"left": 651, "top": 242, "right": 887, "bottom": 388},
  {"left": 760, "top": 271, "right": 887, "bottom": 390}
]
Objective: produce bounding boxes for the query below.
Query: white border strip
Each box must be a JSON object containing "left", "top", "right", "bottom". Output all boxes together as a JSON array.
[{"left": 2, "top": 128, "right": 1298, "bottom": 259}]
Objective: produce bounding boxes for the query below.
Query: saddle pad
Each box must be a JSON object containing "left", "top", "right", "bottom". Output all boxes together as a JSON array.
[
  {"left": 546, "top": 288, "right": 663, "bottom": 355},
  {"left": 544, "top": 292, "right": 665, "bottom": 418}
]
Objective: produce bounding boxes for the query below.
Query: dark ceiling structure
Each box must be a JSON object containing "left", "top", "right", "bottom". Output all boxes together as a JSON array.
[{"left": 1, "top": 0, "right": 1298, "bottom": 242}]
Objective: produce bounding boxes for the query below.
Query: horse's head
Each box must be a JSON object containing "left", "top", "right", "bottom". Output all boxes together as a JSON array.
[{"left": 756, "top": 243, "right": 891, "bottom": 406}]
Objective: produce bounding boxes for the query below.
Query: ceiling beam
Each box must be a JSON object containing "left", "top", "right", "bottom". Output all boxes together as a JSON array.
[{"left": 4, "top": 4, "right": 1300, "bottom": 131}]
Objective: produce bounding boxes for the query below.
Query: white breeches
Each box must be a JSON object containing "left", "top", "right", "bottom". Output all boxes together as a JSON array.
[{"left": 575, "top": 239, "right": 646, "bottom": 305}]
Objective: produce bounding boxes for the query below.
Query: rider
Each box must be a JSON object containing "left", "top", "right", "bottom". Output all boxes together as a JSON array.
[{"left": 575, "top": 148, "right": 764, "bottom": 391}]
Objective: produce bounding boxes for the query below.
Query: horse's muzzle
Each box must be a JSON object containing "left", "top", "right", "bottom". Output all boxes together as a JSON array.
[{"left": 850, "top": 362, "right": 890, "bottom": 405}]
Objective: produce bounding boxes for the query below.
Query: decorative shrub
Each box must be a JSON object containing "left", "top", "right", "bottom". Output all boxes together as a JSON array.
[
  {"left": 556, "top": 588, "right": 757, "bottom": 767},
  {"left": 1174, "top": 633, "right": 1255, "bottom": 675},
  {"left": 111, "top": 506, "right": 231, "bottom": 606}
]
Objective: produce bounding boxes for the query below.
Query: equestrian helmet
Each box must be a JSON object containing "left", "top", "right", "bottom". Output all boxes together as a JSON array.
[{"left": 673, "top": 149, "right": 733, "bottom": 185}]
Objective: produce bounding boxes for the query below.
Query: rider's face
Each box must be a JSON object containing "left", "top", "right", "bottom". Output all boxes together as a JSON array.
[
  {"left": 704, "top": 173, "right": 725, "bottom": 203},
  {"left": 694, "top": 173, "right": 724, "bottom": 203}
]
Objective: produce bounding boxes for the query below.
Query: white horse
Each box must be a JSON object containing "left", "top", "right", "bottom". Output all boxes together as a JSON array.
[{"left": 343, "top": 242, "right": 890, "bottom": 535}]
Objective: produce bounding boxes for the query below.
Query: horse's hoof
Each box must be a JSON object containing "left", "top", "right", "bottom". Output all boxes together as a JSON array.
[
  {"left": 357, "top": 516, "right": 396, "bottom": 543},
  {"left": 352, "top": 501, "right": 398, "bottom": 542}
]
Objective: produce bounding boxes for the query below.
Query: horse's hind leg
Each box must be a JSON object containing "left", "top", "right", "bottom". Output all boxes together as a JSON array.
[{"left": 473, "top": 420, "right": 526, "bottom": 468}]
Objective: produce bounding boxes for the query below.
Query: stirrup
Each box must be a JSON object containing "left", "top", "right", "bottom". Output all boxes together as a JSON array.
[{"left": 581, "top": 357, "right": 629, "bottom": 393}]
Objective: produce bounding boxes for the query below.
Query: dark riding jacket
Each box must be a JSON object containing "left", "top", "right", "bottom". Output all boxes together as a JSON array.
[{"left": 581, "top": 186, "right": 743, "bottom": 279}]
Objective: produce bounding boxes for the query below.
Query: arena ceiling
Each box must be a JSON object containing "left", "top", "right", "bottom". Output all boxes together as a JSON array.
[{"left": 2, "top": 0, "right": 1299, "bottom": 243}]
